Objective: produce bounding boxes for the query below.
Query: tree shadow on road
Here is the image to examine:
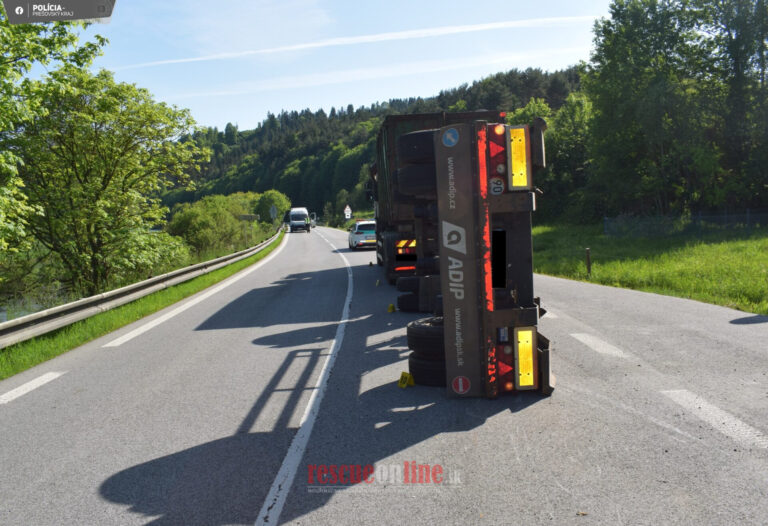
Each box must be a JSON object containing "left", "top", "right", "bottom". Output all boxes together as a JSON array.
[
  {"left": 194, "top": 267, "right": 350, "bottom": 331},
  {"left": 99, "top": 319, "right": 545, "bottom": 524},
  {"left": 730, "top": 314, "right": 768, "bottom": 325},
  {"left": 101, "top": 257, "right": 548, "bottom": 525}
]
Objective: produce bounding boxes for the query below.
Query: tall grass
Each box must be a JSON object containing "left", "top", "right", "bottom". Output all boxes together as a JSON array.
[
  {"left": 0, "top": 232, "right": 284, "bottom": 380},
  {"left": 532, "top": 224, "right": 768, "bottom": 315}
]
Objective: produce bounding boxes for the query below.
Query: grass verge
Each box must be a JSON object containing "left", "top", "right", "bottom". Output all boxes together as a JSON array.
[
  {"left": 532, "top": 224, "right": 768, "bottom": 316},
  {"left": 0, "top": 231, "right": 285, "bottom": 381}
]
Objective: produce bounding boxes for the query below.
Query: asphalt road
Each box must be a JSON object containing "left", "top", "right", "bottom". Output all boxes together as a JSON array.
[{"left": 1, "top": 226, "right": 767, "bottom": 525}]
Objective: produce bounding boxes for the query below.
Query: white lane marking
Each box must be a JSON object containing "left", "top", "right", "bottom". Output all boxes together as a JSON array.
[
  {"left": 661, "top": 389, "right": 768, "bottom": 449},
  {"left": 0, "top": 372, "right": 66, "bottom": 404},
  {"left": 571, "top": 333, "right": 629, "bottom": 359},
  {"left": 103, "top": 236, "right": 287, "bottom": 347},
  {"left": 256, "top": 230, "right": 353, "bottom": 526}
]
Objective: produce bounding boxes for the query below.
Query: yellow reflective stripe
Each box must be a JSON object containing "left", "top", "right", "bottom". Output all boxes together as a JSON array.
[
  {"left": 509, "top": 127, "right": 529, "bottom": 188},
  {"left": 515, "top": 328, "right": 536, "bottom": 389}
]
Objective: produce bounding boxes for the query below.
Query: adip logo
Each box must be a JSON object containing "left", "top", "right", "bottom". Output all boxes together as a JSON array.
[
  {"left": 441, "top": 221, "right": 466, "bottom": 255},
  {"left": 442, "top": 128, "right": 459, "bottom": 148}
]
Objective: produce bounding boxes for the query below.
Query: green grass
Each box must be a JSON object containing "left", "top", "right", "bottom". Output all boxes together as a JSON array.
[
  {"left": 0, "top": 231, "right": 285, "bottom": 380},
  {"left": 532, "top": 224, "right": 768, "bottom": 316}
]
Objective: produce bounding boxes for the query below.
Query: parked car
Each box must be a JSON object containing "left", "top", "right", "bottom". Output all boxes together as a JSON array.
[{"left": 348, "top": 220, "right": 376, "bottom": 249}]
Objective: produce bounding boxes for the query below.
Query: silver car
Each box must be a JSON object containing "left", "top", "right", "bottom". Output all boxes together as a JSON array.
[{"left": 348, "top": 220, "right": 376, "bottom": 249}]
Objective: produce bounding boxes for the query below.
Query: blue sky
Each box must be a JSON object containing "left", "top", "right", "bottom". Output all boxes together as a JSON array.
[{"left": 82, "top": 0, "right": 614, "bottom": 130}]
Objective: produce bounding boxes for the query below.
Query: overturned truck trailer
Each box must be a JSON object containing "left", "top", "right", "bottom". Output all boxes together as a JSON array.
[
  {"left": 370, "top": 111, "right": 504, "bottom": 312},
  {"left": 398, "top": 117, "right": 554, "bottom": 397}
]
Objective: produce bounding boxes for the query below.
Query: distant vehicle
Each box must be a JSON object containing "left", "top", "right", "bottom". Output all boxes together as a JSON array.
[
  {"left": 348, "top": 220, "right": 376, "bottom": 249},
  {"left": 288, "top": 207, "right": 311, "bottom": 233}
]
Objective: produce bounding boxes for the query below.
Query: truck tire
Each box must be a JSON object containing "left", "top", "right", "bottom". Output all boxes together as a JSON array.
[
  {"left": 397, "top": 164, "right": 437, "bottom": 198},
  {"left": 433, "top": 294, "right": 443, "bottom": 316},
  {"left": 397, "top": 293, "right": 419, "bottom": 312},
  {"left": 407, "top": 316, "right": 444, "bottom": 357},
  {"left": 397, "top": 130, "right": 436, "bottom": 165},
  {"left": 396, "top": 276, "right": 421, "bottom": 293},
  {"left": 408, "top": 352, "right": 446, "bottom": 387},
  {"left": 415, "top": 256, "right": 439, "bottom": 275}
]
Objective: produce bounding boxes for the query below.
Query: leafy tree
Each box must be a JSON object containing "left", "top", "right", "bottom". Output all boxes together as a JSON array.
[
  {"left": 584, "top": 0, "right": 717, "bottom": 217},
  {"left": 255, "top": 189, "right": 291, "bottom": 224},
  {"left": 507, "top": 97, "right": 553, "bottom": 126},
  {"left": 538, "top": 92, "right": 594, "bottom": 221},
  {"left": 224, "top": 122, "right": 239, "bottom": 145},
  {"left": 168, "top": 195, "right": 241, "bottom": 255},
  {"left": 0, "top": 7, "right": 105, "bottom": 252},
  {"left": 226, "top": 191, "right": 261, "bottom": 216},
  {"left": 4, "top": 66, "right": 208, "bottom": 294},
  {"left": 322, "top": 201, "right": 333, "bottom": 224},
  {"left": 695, "top": 0, "right": 768, "bottom": 206}
]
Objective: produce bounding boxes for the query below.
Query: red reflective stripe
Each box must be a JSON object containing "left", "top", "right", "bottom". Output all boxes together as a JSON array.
[
  {"left": 477, "top": 127, "right": 494, "bottom": 312},
  {"left": 394, "top": 266, "right": 416, "bottom": 271},
  {"left": 485, "top": 338, "right": 498, "bottom": 397}
]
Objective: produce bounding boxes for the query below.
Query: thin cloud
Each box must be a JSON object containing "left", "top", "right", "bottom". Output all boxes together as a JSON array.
[
  {"left": 115, "top": 16, "right": 598, "bottom": 70},
  {"left": 171, "top": 47, "right": 587, "bottom": 98}
]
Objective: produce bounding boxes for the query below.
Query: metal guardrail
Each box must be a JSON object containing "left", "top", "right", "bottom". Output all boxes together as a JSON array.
[{"left": 0, "top": 230, "right": 283, "bottom": 350}]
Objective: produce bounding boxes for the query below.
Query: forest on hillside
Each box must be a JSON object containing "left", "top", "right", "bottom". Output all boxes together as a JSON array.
[
  {"left": 2, "top": 0, "right": 767, "bottom": 312},
  {"left": 166, "top": 66, "right": 581, "bottom": 222},
  {"left": 176, "top": 0, "right": 768, "bottom": 225}
]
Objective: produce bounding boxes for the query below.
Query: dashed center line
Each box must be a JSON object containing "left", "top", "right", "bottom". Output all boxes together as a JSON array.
[
  {"left": 0, "top": 372, "right": 66, "bottom": 404},
  {"left": 571, "top": 332, "right": 629, "bottom": 358},
  {"left": 255, "top": 230, "right": 353, "bottom": 526},
  {"left": 661, "top": 389, "right": 768, "bottom": 449}
]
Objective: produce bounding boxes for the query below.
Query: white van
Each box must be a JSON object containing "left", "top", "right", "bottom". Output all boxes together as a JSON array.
[{"left": 288, "top": 207, "right": 311, "bottom": 233}]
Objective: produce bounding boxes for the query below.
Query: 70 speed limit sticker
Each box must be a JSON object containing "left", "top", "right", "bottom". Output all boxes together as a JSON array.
[{"left": 489, "top": 176, "right": 505, "bottom": 195}]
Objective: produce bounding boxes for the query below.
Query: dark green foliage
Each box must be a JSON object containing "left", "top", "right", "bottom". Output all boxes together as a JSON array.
[
  {"left": 167, "top": 191, "right": 287, "bottom": 257},
  {"left": 168, "top": 68, "right": 582, "bottom": 215},
  {"left": 581, "top": 0, "right": 768, "bottom": 220},
  {"left": 4, "top": 66, "right": 207, "bottom": 296}
]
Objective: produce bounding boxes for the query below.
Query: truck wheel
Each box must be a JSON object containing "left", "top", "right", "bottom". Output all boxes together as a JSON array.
[
  {"left": 397, "top": 130, "right": 436, "bottom": 165},
  {"left": 397, "top": 164, "right": 437, "bottom": 198},
  {"left": 433, "top": 294, "right": 443, "bottom": 316},
  {"left": 397, "top": 293, "right": 419, "bottom": 312},
  {"left": 407, "top": 316, "right": 444, "bottom": 357},
  {"left": 396, "top": 276, "right": 421, "bottom": 293},
  {"left": 408, "top": 352, "right": 446, "bottom": 387}
]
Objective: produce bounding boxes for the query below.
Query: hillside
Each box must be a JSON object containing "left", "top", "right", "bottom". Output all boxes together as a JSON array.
[{"left": 164, "top": 66, "right": 581, "bottom": 217}]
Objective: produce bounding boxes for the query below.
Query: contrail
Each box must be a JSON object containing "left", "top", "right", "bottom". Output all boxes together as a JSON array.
[
  {"left": 114, "top": 16, "right": 598, "bottom": 70},
  {"left": 171, "top": 47, "right": 585, "bottom": 98}
]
